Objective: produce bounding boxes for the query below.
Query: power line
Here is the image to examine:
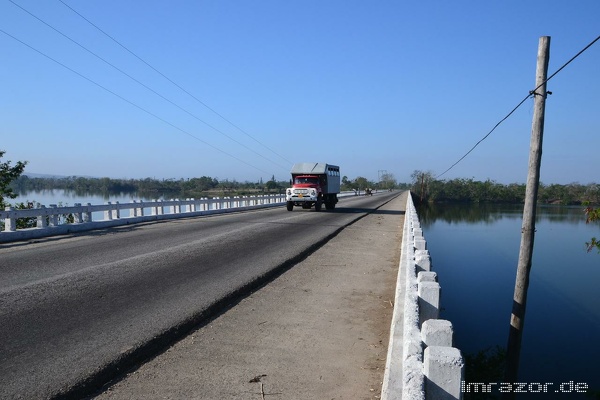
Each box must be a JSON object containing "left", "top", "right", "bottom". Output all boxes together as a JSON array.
[
  {"left": 0, "top": 28, "right": 272, "bottom": 175},
  {"left": 436, "top": 34, "right": 600, "bottom": 180},
  {"left": 8, "top": 0, "right": 289, "bottom": 172},
  {"left": 57, "top": 0, "right": 293, "bottom": 167}
]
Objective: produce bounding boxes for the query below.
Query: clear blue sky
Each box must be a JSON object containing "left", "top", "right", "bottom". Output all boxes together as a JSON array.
[{"left": 1, "top": 1, "right": 599, "bottom": 184}]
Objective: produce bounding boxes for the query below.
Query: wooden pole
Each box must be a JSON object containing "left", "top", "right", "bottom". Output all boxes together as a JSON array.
[{"left": 503, "top": 36, "right": 551, "bottom": 397}]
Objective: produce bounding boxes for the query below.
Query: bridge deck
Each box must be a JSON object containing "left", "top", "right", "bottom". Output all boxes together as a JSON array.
[{"left": 94, "top": 192, "right": 407, "bottom": 399}]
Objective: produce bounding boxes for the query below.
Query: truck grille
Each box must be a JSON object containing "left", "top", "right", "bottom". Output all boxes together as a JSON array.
[{"left": 294, "top": 189, "right": 308, "bottom": 194}]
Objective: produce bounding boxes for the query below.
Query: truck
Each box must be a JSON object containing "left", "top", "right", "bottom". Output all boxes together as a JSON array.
[{"left": 285, "top": 162, "right": 340, "bottom": 212}]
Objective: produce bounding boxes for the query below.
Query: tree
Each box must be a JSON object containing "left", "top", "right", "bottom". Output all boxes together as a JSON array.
[
  {"left": 353, "top": 176, "right": 370, "bottom": 190},
  {"left": 0, "top": 150, "right": 27, "bottom": 209},
  {"left": 379, "top": 172, "right": 397, "bottom": 190},
  {"left": 584, "top": 204, "right": 600, "bottom": 253},
  {"left": 410, "top": 170, "right": 435, "bottom": 202},
  {"left": 265, "top": 175, "right": 278, "bottom": 190}
]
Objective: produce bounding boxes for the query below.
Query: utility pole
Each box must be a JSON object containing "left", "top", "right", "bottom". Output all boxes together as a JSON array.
[{"left": 503, "top": 36, "right": 551, "bottom": 398}]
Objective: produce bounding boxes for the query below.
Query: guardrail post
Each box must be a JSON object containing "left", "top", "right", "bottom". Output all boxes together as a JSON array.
[
  {"left": 414, "top": 235, "right": 427, "bottom": 251},
  {"left": 37, "top": 205, "right": 48, "bottom": 228},
  {"left": 418, "top": 271, "right": 437, "bottom": 283},
  {"left": 4, "top": 206, "right": 16, "bottom": 232},
  {"left": 422, "top": 320, "right": 454, "bottom": 348},
  {"left": 114, "top": 202, "right": 121, "bottom": 219},
  {"left": 152, "top": 200, "right": 164, "bottom": 215},
  {"left": 418, "top": 281, "right": 440, "bottom": 326},
  {"left": 423, "top": 346, "right": 464, "bottom": 399},
  {"left": 415, "top": 250, "right": 432, "bottom": 272},
  {"left": 84, "top": 203, "right": 92, "bottom": 222},
  {"left": 73, "top": 203, "right": 83, "bottom": 223},
  {"left": 130, "top": 200, "right": 138, "bottom": 217},
  {"left": 49, "top": 204, "right": 59, "bottom": 226},
  {"left": 105, "top": 202, "right": 113, "bottom": 221}
]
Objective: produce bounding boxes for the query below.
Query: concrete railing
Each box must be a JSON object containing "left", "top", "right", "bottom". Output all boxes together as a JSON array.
[
  {"left": 0, "top": 195, "right": 286, "bottom": 243},
  {"left": 0, "top": 191, "right": 362, "bottom": 243},
  {"left": 382, "top": 193, "right": 464, "bottom": 400}
]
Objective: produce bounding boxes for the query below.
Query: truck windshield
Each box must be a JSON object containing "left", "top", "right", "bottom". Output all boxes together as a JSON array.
[{"left": 295, "top": 177, "right": 319, "bottom": 185}]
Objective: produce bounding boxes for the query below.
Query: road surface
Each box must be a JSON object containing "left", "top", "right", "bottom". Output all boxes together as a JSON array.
[{"left": 0, "top": 191, "right": 401, "bottom": 399}]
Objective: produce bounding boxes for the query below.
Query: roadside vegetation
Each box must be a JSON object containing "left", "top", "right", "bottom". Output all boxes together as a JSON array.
[
  {"left": 410, "top": 170, "right": 600, "bottom": 206},
  {"left": 3, "top": 154, "right": 599, "bottom": 251},
  {"left": 9, "top": 172, "right": 407, "bottom": 198}
]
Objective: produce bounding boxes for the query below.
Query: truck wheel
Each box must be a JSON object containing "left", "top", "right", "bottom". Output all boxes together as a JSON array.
[
  {"left": 286, "top": 201, "right": 294, "bottom": 211},
  {"left": 315, "top": 198, "right": 322, "bottom": 212}
]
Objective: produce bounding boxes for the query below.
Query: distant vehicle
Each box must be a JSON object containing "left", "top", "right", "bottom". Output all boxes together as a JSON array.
[{"left": 285, "top": 163, "right": 340, "bottom": 212}]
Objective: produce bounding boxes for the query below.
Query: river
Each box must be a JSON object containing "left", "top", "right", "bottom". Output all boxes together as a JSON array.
[
  {"left": 419, "top": 203, "right": 600, "bottom": 396},
  {"left": 13, "top": 189, "right": 167, "bottom": 206}
]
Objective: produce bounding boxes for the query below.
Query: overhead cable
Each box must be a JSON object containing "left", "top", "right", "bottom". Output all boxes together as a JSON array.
[
  {"left": 58, "top": 0, "right": 293, "bottom": 166},
  {"left": 0, "top": 28, "right": 272, "bottom": 175},
  {"left": 436, "top": 34, "right": 600, "bottom": 180},
  {"left": 8, "top": 0, "right": 289, "bottom": 172}
]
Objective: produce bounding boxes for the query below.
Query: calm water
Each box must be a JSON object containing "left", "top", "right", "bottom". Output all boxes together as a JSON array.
[
  {"left": 419, "top": 203, "right": 600, "bottom": 393},
  {"left": 13, "top": 189, "right": 169, "bottom": 206}
]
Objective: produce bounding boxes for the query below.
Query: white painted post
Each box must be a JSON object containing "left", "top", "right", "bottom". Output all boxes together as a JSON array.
[
  {"left": 37, "top": 205, "right": 48, "bottom": 228},
  {"left": 422, "top": 320, "right": 454, "bottom": 348},
  {"left": 73, "top": 203, "right": 83, "bottom": 223},
  {"left": 423, "top": 346, "right": 464, "bottom": 399},
  {"left": 418, "top": 281, "right": 440, "bottom": 325},
  {"left": 414, "top": 236, "right": 427, "bottom": 251},
  {"left": 105, "top": 202, "right": 113, "bottom": 220},
  {"left": 416, "top": 250, "right": 432, "bottom": 272},
  {"left": 114, "top": 202, "right": 121, "bottom": 219},
  {"left": 49, "top": 204, "right": 59, "bottom": 226},
  {"left": 418, "top": 271, "right": 437, "bottom": 283},
  {"left": 4, "top": 207, "right": 16, "bottom": 232},
  {"left": 84, "top": 203, "right": 92, "bottom": 222}
]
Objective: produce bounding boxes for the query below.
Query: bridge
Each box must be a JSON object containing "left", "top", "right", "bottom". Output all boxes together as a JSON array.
[{"left": 0, "top": 191, "right": 462, "bottom": 399}]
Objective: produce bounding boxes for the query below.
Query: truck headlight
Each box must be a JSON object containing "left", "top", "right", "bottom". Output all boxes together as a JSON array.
[{"left": 287, "top": 189, "right": 291, "bottom": 195}]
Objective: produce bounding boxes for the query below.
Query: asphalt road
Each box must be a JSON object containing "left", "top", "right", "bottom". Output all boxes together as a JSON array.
[{"left": 0, "top": 191, "right": 400, "bottom": 399}]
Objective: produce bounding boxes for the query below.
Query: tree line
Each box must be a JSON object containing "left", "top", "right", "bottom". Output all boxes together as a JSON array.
[
  {"left": 9, "top": 173, "right": 406, "bottom": 199},
  {"left": 10, "top": 171, "right": 600, "bottom": 206},
  {"left": 411, "top": 171, "right": 600, "bottom": 206}
]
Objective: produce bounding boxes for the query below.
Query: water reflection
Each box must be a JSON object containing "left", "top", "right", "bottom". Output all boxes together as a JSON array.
[
  {"left": 419, "top": 203, "right": 590, "bottom": 226},
  {"left": 418, "top": 202, "right": 600, "bottom": 393},
  {"left": 14, "top": 189, "right": 175, "bottom": 206}
]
